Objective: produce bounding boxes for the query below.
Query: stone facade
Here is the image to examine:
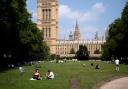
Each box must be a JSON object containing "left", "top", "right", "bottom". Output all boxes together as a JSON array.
[
  {"left": 37, "top": 0, "right": 105, "bottom": 56},
  {"left": 56, "top": 39, "right": 105, "bottom": 57},
  {"left": 37, "top": 0, "right": 58, "bottom": 54}
]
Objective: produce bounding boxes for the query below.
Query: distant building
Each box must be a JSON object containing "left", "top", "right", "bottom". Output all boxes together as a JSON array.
[
  {"left": 56, "top": 21, "right": 105, "bottom": 57},
  {"left": 37, "top": 0, "right": 106, "bottom": 57}
]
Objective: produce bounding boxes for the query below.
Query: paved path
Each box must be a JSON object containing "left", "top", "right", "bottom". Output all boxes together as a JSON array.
[
  {"left": 99, "top": 77, "right": 128, "bottom": 89},
  {"left": 70, "top": 74, "right": 80, "bottom": 89}
]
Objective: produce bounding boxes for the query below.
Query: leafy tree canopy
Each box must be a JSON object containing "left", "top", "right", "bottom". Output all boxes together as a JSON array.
[
  {"left": 102, "top": 2, "right": 128, "bottom": 64},
  {"left": 75, "top": 45, "right": 89, "bottom": 60},
  {"left": 0, "top": 0, "right": 50, "bottom": 67},
  {"left": 70, "top": 48, "right": 75, "bottom": 54}
]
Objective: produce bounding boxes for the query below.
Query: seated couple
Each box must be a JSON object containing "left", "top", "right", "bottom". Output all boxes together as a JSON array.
[{"left": 30, "top": 69, "right": 54, "bottom": 80}]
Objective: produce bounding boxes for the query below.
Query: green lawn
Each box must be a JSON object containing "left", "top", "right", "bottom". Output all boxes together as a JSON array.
[{"left": 0, "top": 61, "right": 128, "bottom": 89}]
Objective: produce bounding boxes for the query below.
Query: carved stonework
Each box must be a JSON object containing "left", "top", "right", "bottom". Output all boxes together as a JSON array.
[{"left": 37, "top": 0, "right": 58, "bottom": 54}]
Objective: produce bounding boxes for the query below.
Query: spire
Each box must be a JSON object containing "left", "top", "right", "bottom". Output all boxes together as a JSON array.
[
  {"left": 75, "top": 19, "right": 79, "bottom": 29},
  {"left": 74, "top": 19, "right": 81, "bottom": 40}
]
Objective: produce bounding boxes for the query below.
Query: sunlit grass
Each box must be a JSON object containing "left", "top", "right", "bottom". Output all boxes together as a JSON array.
[{"left": 0, "top": 60, "right": 128, "bottom": 89}]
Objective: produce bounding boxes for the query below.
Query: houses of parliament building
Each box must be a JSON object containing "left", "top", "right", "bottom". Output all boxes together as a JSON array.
[{"left": 37, "top": 0, "right": 106, "bottom": 57}]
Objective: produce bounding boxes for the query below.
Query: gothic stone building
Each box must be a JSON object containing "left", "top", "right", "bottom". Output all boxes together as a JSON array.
[
  {"left": 37, "top": 0, "right": 105, "bottom": 57},
  {"left": 37, "top": 0, "right": 58, "bottom": 54}
]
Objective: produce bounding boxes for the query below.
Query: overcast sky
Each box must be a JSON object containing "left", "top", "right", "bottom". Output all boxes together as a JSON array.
[{"left": 27, "top": 0, "right": 127, "bottom": 40}]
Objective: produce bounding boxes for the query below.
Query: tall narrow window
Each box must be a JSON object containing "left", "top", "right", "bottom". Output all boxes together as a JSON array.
[
  {"left": 46, "top": 27, "right": 48, "bottom": 38},
  {"left": 46, "top": 9, "right": 48, "bottom": 21},
  {"left": 49, "top": 28, "right": 51, "bottom": 38},
  {"left": 43, "top": 28, "right": 46, "bottom": 39},
  {"left": 47, "top": 9, "right": 49, "bottom": 20},
  {"left": 49, "top": 9, "right": 51, "bottom": 20},
  {"left": 43, "top": 9, "right": 46, "bottom": 20},
  {"left": 42, "top": 9, "right": 44, "bottom": 20}
]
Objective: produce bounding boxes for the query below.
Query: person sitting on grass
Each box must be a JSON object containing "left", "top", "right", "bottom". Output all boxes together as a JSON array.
[
  {"left": 19, "top": 66, "right": 25, "bottom": 73},
  {"left": 32, "top": 69, "right": 42, "bottom": 80},
  {"left": 46, "top": 70, "right": 54, "bottom": 79},
  {"left": 95, "top": 64, "right": 100, "bottom": 69},
  {"left": 91, "top": 63, "right": 93, "bottom": 66}
]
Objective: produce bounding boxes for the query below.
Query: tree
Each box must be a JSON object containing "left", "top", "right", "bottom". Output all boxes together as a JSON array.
[
  {"left": 0, "top": 0, "right": 50, "bottom": 67},
  {"left": 50, "top": 54, "right": 60, "bottom": 60},
  {"left": 102, "top": 18, "right": 124, "bottom": 61},
  {"left": 75, "top": 45, "right": 89, "bottom": 60},
  {"left": 20, "top": 23, "right": 50, "bottom": 61},
  {"left": 94, "top": 49, "right": 100, "bottom": 54},
  {"left": 70, "top": 48, "right": 75, "bottom": 54},
  {"left": 0, "top": 0, "right": 30, "bottom": 66},
  {"left": 102, "top": 2, "right": 128, "bottom": 64}
]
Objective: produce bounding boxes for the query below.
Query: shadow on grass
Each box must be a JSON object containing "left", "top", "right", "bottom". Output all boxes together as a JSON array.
[{"left": 0, "top": 67, "right": 10, "bottom": 73}]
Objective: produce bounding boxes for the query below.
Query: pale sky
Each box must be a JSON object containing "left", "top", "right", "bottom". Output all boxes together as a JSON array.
[{"left": 27, "top": 0, "right": 127, "bottom": 40}]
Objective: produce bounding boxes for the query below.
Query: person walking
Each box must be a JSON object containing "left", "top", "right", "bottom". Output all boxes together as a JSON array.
[{"left": 115, "top": 59, "right": 120, "bottom": 71}]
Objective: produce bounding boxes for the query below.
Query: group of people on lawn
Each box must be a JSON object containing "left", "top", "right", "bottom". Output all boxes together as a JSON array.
[
  {"left": 20, "top": 58, "right": 119, "bottom": 81},
  {"left": 31, "top": 69, "right": 54, "bottom": 80},
  {"left": 31, "top": 58, "right": 119, "bottom": 80}
]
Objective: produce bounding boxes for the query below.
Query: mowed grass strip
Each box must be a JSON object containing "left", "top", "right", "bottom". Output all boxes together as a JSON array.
[{"left": 0, "top": 61, "right": 128, "bottom": 89}]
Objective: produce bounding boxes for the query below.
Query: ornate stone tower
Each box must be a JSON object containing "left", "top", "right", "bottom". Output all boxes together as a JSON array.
[
  {"left": 69, "top": 31, "right": 73, "bottom": 40},
  {"left": 74, "top": 20, "right": 81, "bottom": 40},
  {"left": 37, "top": 0, "right": 58, "bottom": 54}
]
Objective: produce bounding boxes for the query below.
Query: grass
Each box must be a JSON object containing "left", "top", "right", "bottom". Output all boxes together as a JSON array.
[{"left": 0, "top": 60, "right": 128, "bottom": 89}]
